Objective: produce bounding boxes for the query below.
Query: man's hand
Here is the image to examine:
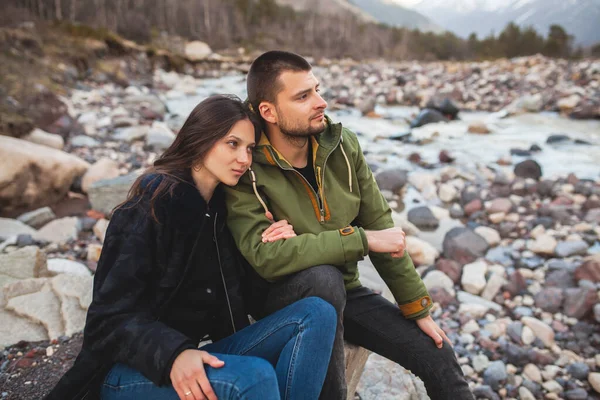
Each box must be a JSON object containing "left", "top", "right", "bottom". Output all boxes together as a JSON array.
[
  {"left": 170, "top": 349, "right": 224, "bottom": 400},
  {"left": 364, "top": 227, "right": 406, "bottom": 257},
  {"left": 416, "top": 315, "right": 451, "bottom": 349},
  {"left": 262, "top": 212, "right": 297, "bottom": 242}
]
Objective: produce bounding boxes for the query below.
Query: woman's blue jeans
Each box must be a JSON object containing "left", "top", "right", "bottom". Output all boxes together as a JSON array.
[{"left": 100, "top": 297, "right": 336, "bottom": 400}]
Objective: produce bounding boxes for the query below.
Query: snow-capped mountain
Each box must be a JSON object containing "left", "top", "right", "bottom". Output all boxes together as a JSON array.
[{"left": 394, "top": 0, "right": 600, "bottom": 45}]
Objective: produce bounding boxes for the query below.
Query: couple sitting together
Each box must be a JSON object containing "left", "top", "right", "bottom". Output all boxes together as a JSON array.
[{"left": 47, "top": 51, "right": 474, "bottom": 400}]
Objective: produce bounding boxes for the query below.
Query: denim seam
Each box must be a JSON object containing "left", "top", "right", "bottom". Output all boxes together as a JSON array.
[
  {"left": 284, "top": 324, "right": 304, "bottom": 400},
  {"left": 237, "top": 321, "right": 302, "bottom": 356},
  {"left": 102, "top": 380, "right": 157, "bottom": 390}
]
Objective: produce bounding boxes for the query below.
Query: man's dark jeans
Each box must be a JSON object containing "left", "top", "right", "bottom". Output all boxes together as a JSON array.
[{"left": 260, "top": 265, "right": 474, "bottom": 400}]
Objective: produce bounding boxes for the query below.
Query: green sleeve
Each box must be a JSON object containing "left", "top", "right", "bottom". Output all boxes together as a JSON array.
[
  {"left": 224, "top": 180, "right": 367, "bottom": 281},
  {"left": 347, "top": 130, "right": 432, "bottom": 319}
]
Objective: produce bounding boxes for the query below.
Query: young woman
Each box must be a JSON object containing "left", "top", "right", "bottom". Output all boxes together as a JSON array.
[{"left": 46, "top": 95, "right": 337, "bottom": 400}]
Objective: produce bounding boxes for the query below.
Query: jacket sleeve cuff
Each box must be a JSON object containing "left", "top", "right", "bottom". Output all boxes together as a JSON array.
[
  {"left": 398, "top": 295, "right": 433, "bottom": 320},
  {"left": 338, "top": 226, "right": 367, "bottom": 262},
  {"left": 161, "top": 341, "right": 198, "bottom": 385}
]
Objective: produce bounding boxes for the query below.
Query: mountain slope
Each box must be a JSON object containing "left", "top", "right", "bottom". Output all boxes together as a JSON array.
[
  {"left": 349, "top": 0, "right": 444, "bottom": 32},
  {"left": 395, "top": 0, "right": 600, "bottom": 45}
]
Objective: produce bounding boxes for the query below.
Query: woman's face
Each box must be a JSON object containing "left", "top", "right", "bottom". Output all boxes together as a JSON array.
[{"left": 202, "top": 119, "right": 256, "bottom": 186}]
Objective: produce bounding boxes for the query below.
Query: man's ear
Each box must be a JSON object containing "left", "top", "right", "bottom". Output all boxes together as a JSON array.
[{"left": 259, "top": 102, "right": 278, "bottom": 125}]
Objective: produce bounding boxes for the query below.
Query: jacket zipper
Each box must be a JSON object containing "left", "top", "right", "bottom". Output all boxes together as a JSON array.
[
  {"left": 266, "top": 147, "right": 329, "bottom": 223},
  {"left": 213, "top": 212, "right": 236, "bottom": 333}
]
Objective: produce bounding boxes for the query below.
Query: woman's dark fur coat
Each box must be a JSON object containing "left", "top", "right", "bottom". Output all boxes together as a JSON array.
[{"left": 45, "top": 173, "right": 266, "bottom": 400}]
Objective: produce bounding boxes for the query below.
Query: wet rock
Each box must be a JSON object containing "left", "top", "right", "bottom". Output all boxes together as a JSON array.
[
  {"left": 563, "top": 287, "right": 596, "bottom": 319},
  {"left": 468, "top": 122, "right": 490, "bottom": 134},
  {"left": 425, "top": 97, "right": 459, "bottom": 119},
  {"left": 438, "top": 150, "right": 455, "bottom": 163},
  {"left": 407, "top": 206, "right": 439, "bottom": 230},
  {"left": 546, "top": 134, "right": 570, "bottom": 144},
  {"left": 514, "top": 160, "right": 542, "bottom": 180},
  {"left": 443, "top": 227, "right": 489, "bottom": 265},
  {"left": 410, "top": 109, "right": 447, "bottom": 128}
]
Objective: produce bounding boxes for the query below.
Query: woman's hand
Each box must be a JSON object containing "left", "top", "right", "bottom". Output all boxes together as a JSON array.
[
  {"left": 170, "top": 350, "right": 224, "bottom": 400},
  {"left": 262, "top": 211, "right": 297, "bottom": 243},
  {"left": 415, "top": 315, "right": 451, "bottom": 349}
]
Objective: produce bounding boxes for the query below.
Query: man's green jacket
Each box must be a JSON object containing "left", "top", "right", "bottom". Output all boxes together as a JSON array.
[{"left": 224, "top": 117, "right": 432, "bottom": 319}]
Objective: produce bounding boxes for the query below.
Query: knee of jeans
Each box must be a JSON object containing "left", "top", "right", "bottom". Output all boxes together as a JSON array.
[
  {"left": 298, "top": 265, "right": 346, "bottom": 313},
  {"left": 298, "top": 297, "right": 337, "bottom": 330},
  {"left": 241, "top": 357, "right": 278, "bottom": 388}
]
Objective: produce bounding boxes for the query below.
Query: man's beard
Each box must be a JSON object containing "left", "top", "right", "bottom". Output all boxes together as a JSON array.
[{"left": 277, "top": 108, "right": 325, "bottom": 138}]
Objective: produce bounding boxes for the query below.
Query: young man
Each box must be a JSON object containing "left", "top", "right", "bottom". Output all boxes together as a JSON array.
[{"left": 224, "top": 51, "right": 473, "bottom": 400}]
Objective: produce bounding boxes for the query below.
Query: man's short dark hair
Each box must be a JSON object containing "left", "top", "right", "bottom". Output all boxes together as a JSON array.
[{"left": 247, "top": 51, "right": 312, "bottom": 112}]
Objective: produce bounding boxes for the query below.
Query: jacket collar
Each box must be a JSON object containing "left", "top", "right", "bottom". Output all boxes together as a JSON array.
[{"left": 254, "top": 115, "right": 343, "bottom": 168}]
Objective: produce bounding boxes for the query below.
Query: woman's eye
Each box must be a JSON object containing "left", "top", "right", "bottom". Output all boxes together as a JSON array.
[{"left": 228, "top": 141, "right": 237, "bottom": 148}]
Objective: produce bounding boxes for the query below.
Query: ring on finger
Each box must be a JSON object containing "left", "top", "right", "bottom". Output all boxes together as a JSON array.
[{"left": 185, "top": 391, "right": 192, "bottom": 396}]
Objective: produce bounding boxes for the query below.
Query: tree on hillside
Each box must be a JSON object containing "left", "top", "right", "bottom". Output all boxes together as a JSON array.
[{"left": 543, "top": 24, "right": 573, "bottom": 58}]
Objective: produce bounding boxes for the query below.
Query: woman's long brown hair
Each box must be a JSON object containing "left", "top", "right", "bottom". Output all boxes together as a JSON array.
[{"left": 117, "top": 94, "right": 260, "bottom": 220}]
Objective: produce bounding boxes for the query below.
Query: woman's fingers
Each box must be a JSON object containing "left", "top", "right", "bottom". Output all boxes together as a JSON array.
[
  {"left": 262, "top": 219, "right": 288, "bottom": 238},
  {"left": 202, "top": 353, "right": 225, "bottom": 368},
  {"left": 439, "top": 327, "right": 452, "bottom": 347}
]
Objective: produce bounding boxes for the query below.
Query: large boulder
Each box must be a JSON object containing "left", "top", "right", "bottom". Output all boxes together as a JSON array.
[
  {"left": 184, "top": 41, "right": 212, "bottom": 61},
  {"left": 0, "top": 136, "right": 89, "bottom": 214},
  {"left": 88, "top": 171, "right": 141, "bottom": 215},
  {"left": 443, "top": 227, "right": 489, "bottom": 265}
]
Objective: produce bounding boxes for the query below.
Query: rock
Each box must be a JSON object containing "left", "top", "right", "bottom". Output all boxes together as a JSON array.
[
  {"left": 0, "top": 218, "right": 37, "bottom": 241},
  {"left": 426, "top": 97, "right": 459, "bottom": 119},
  {"left": 428, "top": 287, "right": 456, "bottom": 307},
  {"left": 541, "top": 380, "right": 563, "bottom": 394},
  {"left": 438, "top": 150, "right": 455, "bottom": 163},
  {"left": 50, "top": 274, "right": 93, "bottom": 310},
  {"left": 0, "top": 309, "right": 48, "bottom": 348},
  {"left": 405, "top": 236, "right": 438, "bottom": 266},
  {"left": 564, "top": 388, "right": 589, "bottom": 400},
  {"left": 438, "top": 183, "right": 458, "bottom": 202},
  {"left": 461, "top": 260, "right": 487, "bottom": 295},
  {"left": 6, "top": 284, "right": 64, "bottom": 339},
  {"left": 16, "top": 207, "right": 56, "bottom": 229},
  {"left": 0, "top": 136, "right": 89, "bottom": 213},
  {"left": 375, "top": 168, "right": 408, "bottom": 194},
  {"left": 123, "top": 94, "right": 167, "bottom": 120},
  {"left": 574, "top": 255, "right": 600, "bottom": 283},
  {"left": 114, "top": 125, "right": 150, "bottom": 142},
  {"left": 87, "top": 244, "right": 102, "bottom": 262},
  {"left": 443, "top": 227, "right": 489, "bottom": 265},
  {"left": 589, "top": 372, "right": 600, "bottom": 393},
  {"left": 545, "top": 269, "right": 575, "bottom": 289},
  {"left": 146, "top": 121, "right": 176, "bottom": 150},
  {"left": 185, "top": 41, "right": 212, "bottom": 61},
  {"left": 474, "top": 226, "right": 501, "bottom": 247},
  {"left": 594, "top": 304, "right": 600, "bottom": 323},
  {"left": 483, "top": 361, "right": 507, "bottom": 390},
  {"left": 407, "top": 206, "right": 439, "bottom": 230},
  {"left": 410, "top": 108, "right": 447, "bottom": 128},
  {"left": 21, "top": 128, "right": 64, "bottom": 150},
  {"left": 518, "top": 386, "right": 536, "bottom": 400},
  {"left": 566, "top": 362, "right": 589, "bottom": 380},
  {"left": 514, "top": 160, "right": 542, "bottom": 180},
  {"left": 464, "top": 198, "right": 483, "bottom": 216},
  {"left": 456, "top": 291, "right": 503, "bottom": 312},
  {"left": 422, "top": 270, "right": 455, "bottom": 295},
  {"left": 506, "top": 94, "right": 543, "bottom": 114},
  {"left": 546, "top": 134, "right": 571, "bottom": 144},
  {"left": 81, "top": 158, "right": 120, "bottom": 193},
  {"left": 472, "top": 354, "right": 490, "bottom": 373},
  {"left": 468, "top": 122, "right": 490, "bottom": 134},
  {"left": 435, "top": 258, "right": 462, "bottom": 284},
  {"left": 93, "top": 219, "right": 109, "bottom": 243},
  {"left": 88, "top": 172, "right": 141, "bottom": 216},
  {"left": 557, "top": 95, "right": 580, "bottom": 111},
  {"left": 35, "top": 217, "right": 80, "bottom": 244},
  {"left": 523, "top": 364, "right": 542, "bottom": 383},
  {"left": 3, "top": 278, "right": 48, "bottom": 301},
  {"left": 47, "top": 259, "right": 91, "bottom": 277},
  {"left": 554, "top": 240, "right": 589, "bottom": 258},
  {"left": 585, "top": 208, "right": 600, "bottom": 223},
  {"left": 0, "top": 247, "right": 49, "bottom": 288},
  {"left": 481, "top": 273, "right": 505, "bottom": 301},
  {"left": 528, "top": 234, "right": 557, "bottom": 255},
  {"left": 521, "top": 317, "right": 555, "bottom": 347},
  {"left": 534, "top": 287, "right": 564, "bottom": 313},
  {"left": 70, "top": 135, "right": 100, "bottom": 148},
  {"left": 356, "top": 352, "right": 426, "bottom": 399},
  {"left": 487, "top": 198, "right": 513, "bottom": 214},
  {"left": 562, "top": 287, "right": 596, "bottom": 319},
  {"left": 357, "top": 97, "right": 376, "bottom": 115}
]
